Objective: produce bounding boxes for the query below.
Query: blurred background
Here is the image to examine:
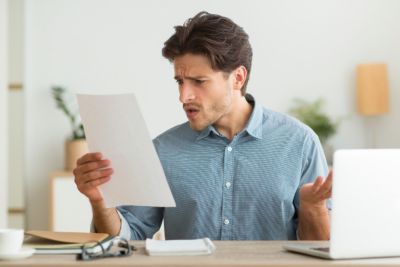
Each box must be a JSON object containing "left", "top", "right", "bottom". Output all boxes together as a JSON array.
[{"left": 1, "top": 0, "right": 399, "bottom": 231}]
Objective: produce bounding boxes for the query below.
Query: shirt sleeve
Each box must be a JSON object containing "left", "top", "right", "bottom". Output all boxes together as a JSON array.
[
  {"left": 116, "top": 205, "right": 164, "bottom": 240},
  {"left": 89, "top": 209, "right": 150, "bottom": 240},
  {"left": 293, "top": 131, "right": 331, "bottom": 212},
  {"left": 116, "top": 209, "right": 132, "bottom": 239},
  {"left": 293, "top": 131, "right": 331, "bottom": 240}
]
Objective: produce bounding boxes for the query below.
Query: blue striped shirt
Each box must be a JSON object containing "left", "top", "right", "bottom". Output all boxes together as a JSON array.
[{"left": 117, "top": 94, "right": 328, "bottom": 240}]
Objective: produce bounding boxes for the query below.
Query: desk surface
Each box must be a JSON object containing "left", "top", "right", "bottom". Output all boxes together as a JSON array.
[{"left": 1, "top": 241, "right": 400, "bottom": 267}]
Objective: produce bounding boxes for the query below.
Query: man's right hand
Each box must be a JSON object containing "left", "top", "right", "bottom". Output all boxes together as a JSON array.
[
  {"left": 73, "top": 152, "right": 121, "bottom": 236},
  {"left": 73, "top": 152, "right": 114, "bottom": 204}
]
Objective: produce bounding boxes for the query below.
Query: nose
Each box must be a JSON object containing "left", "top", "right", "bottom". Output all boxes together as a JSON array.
[{"left": 179, "top": 83, "right": 196, "bottom": 104}]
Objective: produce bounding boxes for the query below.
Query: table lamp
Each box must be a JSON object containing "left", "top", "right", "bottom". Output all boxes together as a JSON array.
[
  {"left": 357, "top": 63, "right": 389, "bottom": 115},
  {"left": 356, "top": 63, "right": 390, "bottom": 147}
]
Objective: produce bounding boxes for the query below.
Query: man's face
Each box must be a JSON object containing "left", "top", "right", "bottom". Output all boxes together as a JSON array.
[{"left": 174, "top": 53, "right": 234, "bottom": 131}]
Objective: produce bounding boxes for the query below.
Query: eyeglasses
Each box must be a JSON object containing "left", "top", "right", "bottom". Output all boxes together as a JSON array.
[{"left": 77, "top": 237, "right": 135, "bottom": 261}]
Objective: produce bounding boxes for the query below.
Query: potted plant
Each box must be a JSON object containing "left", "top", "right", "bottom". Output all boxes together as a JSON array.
[
  {"left": 289, "top": 98, "right": 339, "bottom": 164},
  {"left": 52, "top": 86, "right": 88, "bottom": 171}
]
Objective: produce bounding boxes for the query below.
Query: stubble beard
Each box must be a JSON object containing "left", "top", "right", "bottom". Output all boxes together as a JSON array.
[{"left": 188, "top": 89, "right": 232, "bottom": 132}]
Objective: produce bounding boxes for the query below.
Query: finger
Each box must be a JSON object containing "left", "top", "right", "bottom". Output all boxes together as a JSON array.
[
  {"left": 79, "top": 168, "right": 114, "bottom": 185},
  {"left": 318, "top": 172, "right": 333, "bottom": 195},
  {"left": 76, "top": 152, "right": 103, "bottom": 165},
  {"left": 326, "top": 188, "right": 332, "bottom": 198},
  {"left": 312, "top": 176, "right": 324, "bottom": 193},
  {"left": 79, "top": 159, "right": 111, "bottom": 175},
  {"left": 327, "top": 170, "right": 333, "bottom": 180},
  {"left": 80, "top": 176, "right": 111, "bottom": 191},
  {"left": 319, "top": 188, "right": 332, "bottom": 201}
]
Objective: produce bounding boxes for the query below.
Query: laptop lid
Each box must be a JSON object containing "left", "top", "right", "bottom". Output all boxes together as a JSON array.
[{"left": 330, "top": 149, "right": 400, "bottom": 259}]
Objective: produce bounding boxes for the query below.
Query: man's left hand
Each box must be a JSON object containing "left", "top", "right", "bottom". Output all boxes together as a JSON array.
[
  {"left": 298, "top": 171, "right": 332, "bottom": 240},
  {"left": 300, "top": 171, "right": 333, "bottom": 208}
]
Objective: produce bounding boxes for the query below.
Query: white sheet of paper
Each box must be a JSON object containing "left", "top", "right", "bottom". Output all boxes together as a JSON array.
[{"left": 77, "top": 93, "right": 176, "bottom": 208}]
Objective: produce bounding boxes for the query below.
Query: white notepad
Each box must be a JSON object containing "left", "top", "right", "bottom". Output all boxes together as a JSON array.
[{"left": 145, "top": 238, "right": 216, "bottom": 256}]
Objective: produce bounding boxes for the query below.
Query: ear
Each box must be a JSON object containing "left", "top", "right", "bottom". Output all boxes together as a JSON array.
[{"left": 232, "top": 66, "right": 247, "bottom": 91}]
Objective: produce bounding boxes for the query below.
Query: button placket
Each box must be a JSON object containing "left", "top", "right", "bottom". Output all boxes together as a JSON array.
[{"left": 221, "top": 143, "right": 235, "bottom": 239}]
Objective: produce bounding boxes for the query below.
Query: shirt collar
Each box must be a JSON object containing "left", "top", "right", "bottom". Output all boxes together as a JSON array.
[
  {"left": 243, "top": 94, "right": 263, "bottom": 139},
  {"left": 195, "top": 94, "right": 264, "bottom": 141},
  {"left": 196, "top": 125, "right": 214, "bottom": 141}
]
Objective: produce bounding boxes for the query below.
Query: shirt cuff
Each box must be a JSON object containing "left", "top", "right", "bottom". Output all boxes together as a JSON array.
[
  {"left": 116, "top": 209, "right": 132, "bottom": 240},
  {"left": 89, "top": 209, "right": 132, "bottom": 240}
]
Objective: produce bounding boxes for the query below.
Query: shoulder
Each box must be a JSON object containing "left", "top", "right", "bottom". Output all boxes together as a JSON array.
[
  {"left": 152, "top": 122, "right": 196, "bottom": 151},
  {"left": 260, "top": 107, "right": 327, "bottom": 176},
  {"left": 261, "top": 106, "right": 305, "bottom": 131},
  {"left": 261, "top": 107, "right": 319, "bottom": 143}
]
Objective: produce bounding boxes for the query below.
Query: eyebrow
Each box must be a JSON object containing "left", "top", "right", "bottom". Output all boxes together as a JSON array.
[{"left": 174, "top": 75, "right": 208, "bottom": 81}]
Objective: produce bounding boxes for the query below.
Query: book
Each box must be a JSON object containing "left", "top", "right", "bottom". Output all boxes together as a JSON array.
[
  {"left": 145, "top": 238, "right": 216, "bottom": 256},
  {"left": 23, "top": 230, "right": 115, "bottom": 254}
]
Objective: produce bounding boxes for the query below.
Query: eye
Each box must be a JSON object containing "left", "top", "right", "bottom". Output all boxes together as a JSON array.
[
  {"left": 175, "top": 79, "right": 183, "bottom": 86},
  {"left": 194, "top": 80, "right": 205, "bottom": 85}
]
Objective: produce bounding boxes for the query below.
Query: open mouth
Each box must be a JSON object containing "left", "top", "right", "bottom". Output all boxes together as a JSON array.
[{"left": 184, "top": 105, "right": 200, "bottom": 119}]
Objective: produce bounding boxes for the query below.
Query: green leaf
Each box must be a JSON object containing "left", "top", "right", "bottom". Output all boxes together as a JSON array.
[
  {"left": 51, "top": 86, "right": 85, "bottom": 140},
  {"left": 289, "top": 98, "right": 338, "bottom": 144}
]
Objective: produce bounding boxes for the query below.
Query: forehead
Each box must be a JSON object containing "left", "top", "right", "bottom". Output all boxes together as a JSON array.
[{"left": 173, "top": 53, "right": 214, "bottom": 76}]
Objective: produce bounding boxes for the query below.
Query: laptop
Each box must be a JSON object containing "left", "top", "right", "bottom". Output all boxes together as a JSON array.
[{"left": 284, "top": 149, "right": 400, "bottom": 259}]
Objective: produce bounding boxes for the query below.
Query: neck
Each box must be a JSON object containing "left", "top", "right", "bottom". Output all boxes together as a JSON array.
[{"left": 214, "top": 94, "right": 253, "bottom": 140}]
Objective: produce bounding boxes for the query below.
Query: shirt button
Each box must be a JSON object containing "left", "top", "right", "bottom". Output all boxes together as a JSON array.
[
  {"left": 225, "top": 182, "right": 231, "bottom": 188},
  {"left": 227, "top": 146, "right": 232, "bottom": 152},
  {"left": 224, "top": 219, "right": 230, "bottom": 225}
]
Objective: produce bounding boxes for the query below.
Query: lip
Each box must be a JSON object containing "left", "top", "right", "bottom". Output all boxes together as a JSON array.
[
  {"left": 185, "top": 110, "right": 199, "bottom": 120},
  {"left": 184, "top": 105, "right": 200, "bottom": 120}
]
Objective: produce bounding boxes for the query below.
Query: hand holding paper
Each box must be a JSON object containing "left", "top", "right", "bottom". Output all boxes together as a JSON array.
[
  {"left": 76, "top": 93, "right": 176, "bottom": 208},
  {"left": 74, "top": 152, "right": 113, "bottom": 203}
]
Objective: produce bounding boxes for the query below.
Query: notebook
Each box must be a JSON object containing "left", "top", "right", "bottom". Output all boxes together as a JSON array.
[
  {"left": 23, "top": 230, "right": 115, "bottom": 254},
  {"left": 145, "top": 238, "right": 216, "bottom": 256},
  {"left": 283, "top": 149, "right": 400, "bottom": 259}
]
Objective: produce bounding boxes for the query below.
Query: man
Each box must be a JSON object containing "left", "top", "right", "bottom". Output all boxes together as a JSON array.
[{"left": 74, "top": 11, "right": 332, "bottom": 240}]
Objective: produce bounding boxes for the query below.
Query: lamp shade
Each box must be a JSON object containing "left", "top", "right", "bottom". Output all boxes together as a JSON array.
[{"left": 356, "top": 63, "right": 389, "bottom": 116}]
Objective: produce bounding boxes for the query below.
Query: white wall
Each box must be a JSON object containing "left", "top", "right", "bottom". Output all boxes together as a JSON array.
[
  {"left": 0, "top": 0, "right": 9, "bottom": 228},
  {"left": 24, "top": 0, "right": 400, "bottom": 229}
]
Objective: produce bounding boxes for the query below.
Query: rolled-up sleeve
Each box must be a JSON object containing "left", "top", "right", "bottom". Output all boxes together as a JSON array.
[
  {"left": 116, "top": 205, "right": 164, "bottom": 240},
  {"left": 89, "top": 209, "right": 130, "bottom": 238},
  {"left": 116, "top": 209, "right": 132, "bottom": 239},
  {"left": 90, "top": 208, "right": 162, "bottom": 240}
]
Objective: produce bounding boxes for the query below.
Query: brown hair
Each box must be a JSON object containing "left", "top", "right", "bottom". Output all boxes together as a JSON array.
[{"left": 162, "top": 11, "right": 253, "bottom": 95}]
